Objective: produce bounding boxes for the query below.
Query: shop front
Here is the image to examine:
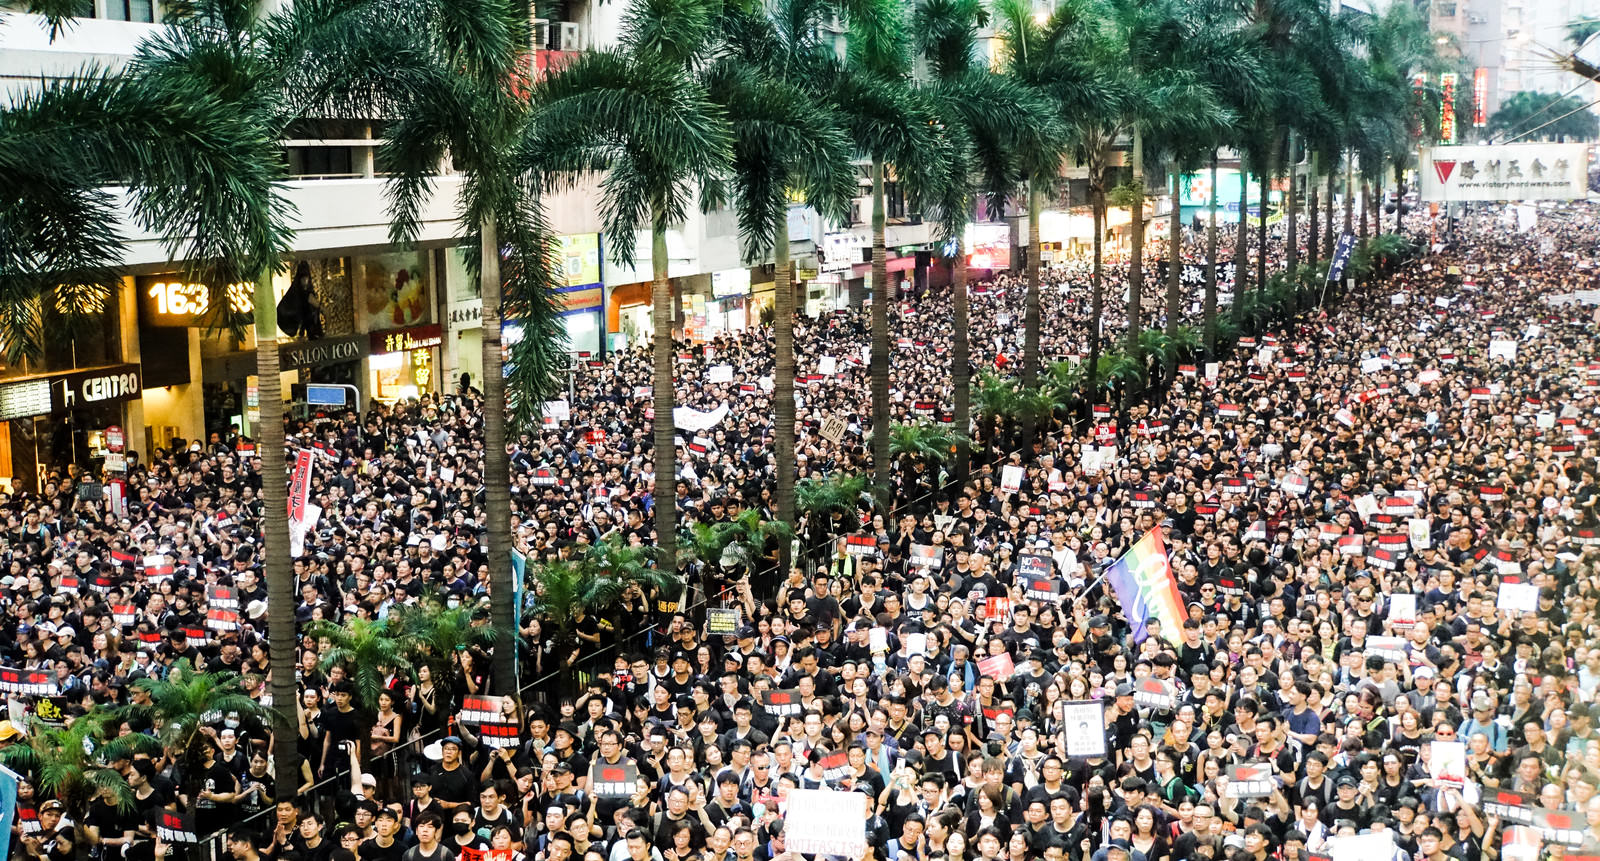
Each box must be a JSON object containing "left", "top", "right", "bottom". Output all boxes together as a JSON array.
[
  {"left": 369, "top": 324, "right": 442, "bottom": 402},
  {"left": 556, "top": 233, "right": 605, "bottom": 356},
  {"left": 201, "top": 333, "right": 370, "bottom": 434},
  {"left": 707, "top": 268, "right": 751, "bottom": 335},
  {"left": 0, "top": 363, "right": 143, "bottom": 492}
]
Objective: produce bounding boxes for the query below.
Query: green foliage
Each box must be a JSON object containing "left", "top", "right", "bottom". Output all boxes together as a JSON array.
[
  {"left": 1488, "top": 91, "right": 1600, "bottom": 142},
  {"left": 128, "top": 659, "right": 265, "bottom": 757},
  {"left": 0, "top": 718, "right": 133, "bottom": 819},
  {"left": 1094, "top": 350, "right": 1144, "bottom": 389},
  {"left": 888, "top": 423, "right": 971, "bottom": 465},
  {"left": 391, "top": 600, "right": 500, "bottom": 682},
  {"left": 307, "top": 616, "right": 414, "bottom": 713},
  {"left": 795, "top": 473, "right": 869, "bottom": 521},
  {"left": 685, "top": 509, "right": 793, "bottom": 577},
  {"left": 525, "top": 535, "right": 682, "bottom": 641}
]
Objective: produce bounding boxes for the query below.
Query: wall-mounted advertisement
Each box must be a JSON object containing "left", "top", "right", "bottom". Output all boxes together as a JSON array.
[
  {"left": 1179, "top": 169, "right": 1261, "bottom": 208},
  {"left": 1420, "top": 144, "right": 1589, "bottom": 202},
  {"left": 557, "top": 233, "right": 602, "bottom": 288},
  {"left": 964, "top": 223, "right": 1011, "bottom": 270},
  {"left": 357, "top": 251, "right": 431, "bottom": 332}
]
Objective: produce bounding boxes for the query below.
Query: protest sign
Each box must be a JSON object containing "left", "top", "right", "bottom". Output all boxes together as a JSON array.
[
  {"left": 1060, "top": 701, "right": 1107, "bottom": 758},
  {"left": 786, "top": 789, "right": 867, "bottom": 857},
  {"left": 587, "top": 760, "right": 641, "bottom": 797},
  {"left": 706, "top": 607, "right": 740, "bottom": 636},
  {"left": 761, "top": 689, "right": 803, "bottom": 717},
  {"left": 1430, "top": 740, "right": 1467, "bottom": 788},
  {"left": 909, "top": 544, "right": 944, "bottom": 571},
  {"left": 1497, "top": 581, "right": 1540, "bottom": 614},
  {"left": 1387, "top": 594, "right": 1418, "bottom": 628},
  {"left": 707, "top": 364, "right": 734, "bottom": 383},
  {"left": 1364, "top": 636, "right": 1408, "bottom": 663},
  {"left": 819, "top": 415, "right": 847, "bottom": 444},
  {"left": 978, "top": 653, "right": 1015, "bottom": 680},
  {"left": 1132, "top": 677, "right": 1175, "bottom": 710},
  {"left": 1224, "top": 763, "right": 1278, "bottom": 798},
  {"left": 1001, "top": 464, "right": 1025, "bottom": 494}
]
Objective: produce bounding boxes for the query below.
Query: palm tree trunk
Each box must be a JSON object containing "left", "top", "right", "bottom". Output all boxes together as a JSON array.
[
  {"left": 479, "top": 216, "right": 517, "bottom": 696},
  {"left": 773, "top": 213, "right": 797, "bottom": 584},
  {"left": 1163, "top": 169, "right": 1181, "bottom": 381},
  {"left": 1022, "top": 181, "right": 1042, "bottom": 388},
  {"left": 1285, "top": 131, "right": 1297, "bottom": 274},
  {"left": 1359, "top": 178, "right": 1369, "bottom": 238},
  {"left": 1255, "top": 155, "right": 1268, "bottom": 299},
  {"left": 1373, "top": 171, "right": 1384, "bottom": 238},
  {"left": 1326, "top": 169, "right": 1336, "bottom": 253},
  {"left": 651, "top": 214, "right": 678, "bottom": 576},
  {"left": 1343, "top": 150, "right": 1354, "bottom": 235},
  {"left": 1308, "top": 152, "right": 1320, "bottom": 266},
  {"left": 869, "top": 157, "right": 891, "bottom": 511},
  {"left": 1232, "top": 151, "right": 1249, "bottom": 326},
  {"left": 1203, "top": 153, "right": 1219, "bottom": 355},
  {"left": 1087, "top": 188, "right": 1105, "bottom": 399},
  {"left": 257, "top": 266, "right": 298, "bottom": 791},
  {"left": 1126, "top": 128, "right": 1144, "bottom": 354},
  {"left": 951, "top": 239, "right": 970, "bottom": 488}
]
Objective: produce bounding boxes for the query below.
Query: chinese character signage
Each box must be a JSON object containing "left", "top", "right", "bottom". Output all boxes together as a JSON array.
[
  {"left": 1420, "top": 144, "right": 1589, "bottom": 202},
  {"left": 1439, "top": 72, "right": 1457, "bottom": 144}
]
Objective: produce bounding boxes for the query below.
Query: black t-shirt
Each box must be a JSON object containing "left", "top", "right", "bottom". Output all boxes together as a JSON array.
[
  {"left": 431, "top": 763, "right": 480, "bottom": 806},
  {"left": 361, "top": 836, "right": 409, "bottom": 861}
]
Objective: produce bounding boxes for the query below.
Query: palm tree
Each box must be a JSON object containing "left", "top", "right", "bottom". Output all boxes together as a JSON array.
[
  {"left": 709, "top": 0, "right": 856, "bottom": 580},
  {"left": 127, "top": 660, "right": 266, "bottom": 799},
  {"left": 1, "top": 71, "right": 284, "bottom": 364},
  {"left": 392, "top": 601, "right": 500, "bottom": 687},
  {"left": 685, "top": 509, "right": 794, "bottom": 587},
  {"left": 32, "top": 0, "right": 408, "bottom": 787},
  {"left": 998, "top": 0, "right": 1124, "bottom": 399},
  {"left": 888, "top": 422, "right": 971, "bottom": 501},
  {"left": 832, "top": 0, "right": 944, "bottom": 511},
  {"left": 794, "top": 473, "right": 870, "bottom": 560},
  {"left": 527, "top": 0, "right": 733, "bottom": 579},
  {"left": 919, "top": 0, "right": 1063, "bottom": 470},
  {"left": 378, "top": 0, "right": 571, "bottom": 697},
  {"left": 0, "top": 719, "right": 133, "bottom": 826},
  {"left": 307, "top": 616, "right": 413, "bottom": 713},
  {"left": 525, "top": 539, "right": 680, "bottom": 688}
]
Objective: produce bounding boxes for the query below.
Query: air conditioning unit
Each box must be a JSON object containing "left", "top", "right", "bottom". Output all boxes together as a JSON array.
[
  {"left": 531, "top": 17, "right": 550, "bottom": 50},
  {"left": 558, "top": 22, "right": 583, "bottom": 52}
]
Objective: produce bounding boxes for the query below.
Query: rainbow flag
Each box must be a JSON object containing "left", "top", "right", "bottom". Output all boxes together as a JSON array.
[{"left": 1103, "top": 528, "right": 1185, "bottom": 644}]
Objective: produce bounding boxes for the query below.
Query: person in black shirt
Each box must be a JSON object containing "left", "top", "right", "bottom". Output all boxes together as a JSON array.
[
  {"left": 430, "top": 737, "right": 481, "bottom": 814},
  {"left": 360, "top": 809, "right": 410, "bottom": 861}
]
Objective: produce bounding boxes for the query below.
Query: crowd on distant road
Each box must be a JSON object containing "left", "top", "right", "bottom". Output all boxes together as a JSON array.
[{"left": 2, "top": 205, "right": 1600, "bottom": 861}]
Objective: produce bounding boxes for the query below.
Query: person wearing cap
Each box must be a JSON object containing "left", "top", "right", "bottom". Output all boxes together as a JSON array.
[{"left": 1458, "top": 690, "right": 1507, "bottom": 753}]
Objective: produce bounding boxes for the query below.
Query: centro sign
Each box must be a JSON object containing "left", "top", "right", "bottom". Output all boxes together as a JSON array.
[{"left": 53, "top": 364, "right": 143, "bottom": 412}]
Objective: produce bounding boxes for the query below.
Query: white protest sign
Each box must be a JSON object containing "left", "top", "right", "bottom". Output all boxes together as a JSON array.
[
  {"left": 817, "top": 356, "right": 837, "bottom": 376},
  {"left": 787, "top": 790, "right": 867, "bottom": 857},
  {"left": 1060, "top": 700, "right": 1108, "bottom": 758},
  {"left": 1489, "top": 340, "right": 1518, "bottom": 361},
  {"left": 1497, "top": 581, "right": 1540, "bottom": 614},
  {"left": 1360, "top": 357, "right": 1387, "bottom": 375},
  {"left": 542, "top": 400, "right": 571, "bottom": 424},
  {"left": 1408, "top": 518, "right": 1432, "bottom": 550},
  {"left": 707, "top": 364, "right": 734, "bottom": 384},
  {"left": 1001, "top": 465, "right": 1025, "bottom": 494},
  {"left": 1429, "top": 740, "right": 1468, "bottom": 787},
  {"left": 1327, "top": 833, "right": 1397, "bottom": 861},
  {"left": 1387, "top": 593, "right": 1418, "bottom": 628}
]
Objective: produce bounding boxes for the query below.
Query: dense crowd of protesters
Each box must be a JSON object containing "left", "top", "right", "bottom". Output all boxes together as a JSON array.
[{"left": 3, "top": 204, "right": 1600, "bottom": 861}]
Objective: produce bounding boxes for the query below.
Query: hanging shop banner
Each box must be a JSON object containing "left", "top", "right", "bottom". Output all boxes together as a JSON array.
[
  {"left": 1439, "top": 73, "right": 1457, "bottom": 144},
  {"left": 1420, "top": 144, "right": 1589, "bottom": 202},
  {"left": 1473, "top": 68, "right": 1489, "bottom": 128}
]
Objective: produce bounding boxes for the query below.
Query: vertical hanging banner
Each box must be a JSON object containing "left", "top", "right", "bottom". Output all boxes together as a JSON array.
[
  {"left": 1102, "top": 528, "right": 1184, "bottom": 644},
  {"left": 287, "top": 450, "right": 315, "bottom": 557},
  {"left": 1440, "top": 73, "right": 1458, "bottom": 144},
  {"left": 1411, "top": 72, "right": 1428, "bottom": 139},
  {"left": 1473, "top": 68, "right": 1488, "bottom": 128}
]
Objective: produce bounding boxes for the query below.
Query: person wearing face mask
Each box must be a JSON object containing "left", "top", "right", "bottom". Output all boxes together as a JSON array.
[{"left": 445, "top": 811, "right": 488, "bottom": 860}]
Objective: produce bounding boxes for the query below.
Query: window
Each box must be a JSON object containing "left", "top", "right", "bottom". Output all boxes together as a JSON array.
[{"left": 103, "top": 0, "right": 155, "bottom": 22}]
